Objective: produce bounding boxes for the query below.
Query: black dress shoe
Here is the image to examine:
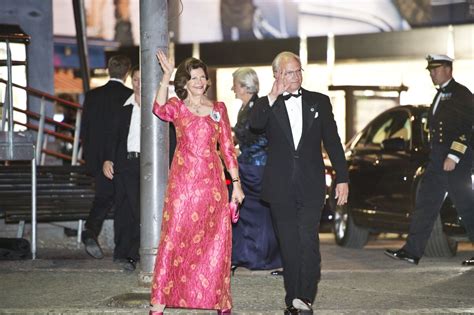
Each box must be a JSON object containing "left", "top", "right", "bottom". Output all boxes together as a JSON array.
[
  {"left": 82, "top": 235, "right": 104, "bottom": 259},
  {"left": 284, "top": 305, "right": 300, "bottom": 314},
  {"left": 114, "top": 257, "right": 137, "bottom": 271},
  {"left": 270, "top": 269, "right": 284, "bottom": 276},
  {"left": 292, "top": 297, "right": 313, "bottom": 314},
  {"left": 123, "top": 258, "right": 137, "bottom": 271},
  {"left": 462, "top": 256, "right": 474, "bottom": 266},
  {"left": 384, "top": 248, "right": 419, "bottom": 265}
]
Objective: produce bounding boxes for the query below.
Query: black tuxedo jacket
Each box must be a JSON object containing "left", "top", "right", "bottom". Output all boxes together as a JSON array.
[
  {"left": 250, "top": 88, "right": 348, "bottom": 204},
  {"left": 80, "top": 81, "right": 133, "bottom": 175},
  {"left": 104, "top": 102, "right": 135, "bottom": 172},
  {"left": 428, "top": 79, "right": 473, "bottom": 160}
]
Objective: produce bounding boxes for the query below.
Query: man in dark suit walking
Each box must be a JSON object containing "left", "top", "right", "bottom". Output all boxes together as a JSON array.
[
  {"left": 80, "top": 55, "right": 133, "bottom": 259},
  {"left": 102, "top": 65, "right": 141, "bottom": 271},
  {"left": 250, "top": 51, "right": 349, "bottom": 314},
  {"left": 385, "top": 54, "right": 474, "bottom": 266}
]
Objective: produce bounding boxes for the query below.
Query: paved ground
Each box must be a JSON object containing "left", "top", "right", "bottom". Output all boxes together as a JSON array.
[{"left": 0, "top": 234, "right": 473, "bottom": 315}]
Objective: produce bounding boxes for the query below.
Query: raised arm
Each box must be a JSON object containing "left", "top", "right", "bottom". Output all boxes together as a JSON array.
[
  {"left": 154, "top": 50, "right": 175, "bottom": 106},
  {"left": 249, "top": 69, "right": 289, "bottom": 130}
]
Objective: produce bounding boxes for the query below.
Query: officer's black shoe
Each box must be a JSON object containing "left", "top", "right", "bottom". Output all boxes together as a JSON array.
[
  {"left": 462, "top": 256, "right": 474, "bottom": 266},
  {"left": 283, "top": 305, "right": 300, "bottom": 314},
  {"left": 384, "top": 248, "right": 419, "bottom": 265},
  {"left": 292, "top": 297, "right": 313, "bottom": 314},
  {"left": 82, "top": 234, "right": 104, "bottom": 259}
]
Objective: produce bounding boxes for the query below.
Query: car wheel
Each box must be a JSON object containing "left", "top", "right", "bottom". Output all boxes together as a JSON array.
[
  {"left": 424, "top": 215, "right": 458, "bottom": 257},
  {"left": 333, "top": 203, "right": 369, "bottom": 248}
]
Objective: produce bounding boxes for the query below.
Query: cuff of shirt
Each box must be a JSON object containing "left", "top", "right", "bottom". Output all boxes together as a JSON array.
[
  {"left": 447, "top": 154, "right": 460, "bottom": 164},
  {"left": 267, "top": 95, "right": 276, "bottom": 107}
]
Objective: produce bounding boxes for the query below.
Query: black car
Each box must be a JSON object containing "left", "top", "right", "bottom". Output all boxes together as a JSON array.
[{"left": 325, "top": 105, "right": 473, "bottom": 257}]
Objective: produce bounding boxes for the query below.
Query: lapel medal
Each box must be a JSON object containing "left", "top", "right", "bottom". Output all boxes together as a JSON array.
[{"left": 440, "top": 92, "right": 452, "bottom": 101}]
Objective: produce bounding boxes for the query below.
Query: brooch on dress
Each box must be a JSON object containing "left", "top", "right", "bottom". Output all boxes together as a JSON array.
[{"left": 210, "top": 110, "right": 221, "bottom": 122}]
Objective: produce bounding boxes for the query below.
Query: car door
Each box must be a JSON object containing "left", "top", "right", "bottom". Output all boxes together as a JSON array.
[
  {"left": 374, "top": 109, "right": 419, "bottom": 228},
  {"left": 346, "top": 112, "right": 394, "bottom": 224}
]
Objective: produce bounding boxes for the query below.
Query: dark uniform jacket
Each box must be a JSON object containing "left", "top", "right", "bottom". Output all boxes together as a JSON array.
[
  {"left": 428, "top": 79, "right": 473, "bottom": 160},
  {"left": 250, "top": 88, "right": 348, "bottom": 204}
]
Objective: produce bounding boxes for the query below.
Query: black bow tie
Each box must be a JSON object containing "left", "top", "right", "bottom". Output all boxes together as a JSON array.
[
  {"left": 283, "top": 90, "right": 302, "bottom": 100},
  {"left": 437, "top": 87, "right": 447, "bottom": 93}
]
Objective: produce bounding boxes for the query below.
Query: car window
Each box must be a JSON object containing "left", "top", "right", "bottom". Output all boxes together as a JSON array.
[
  {"left": 364, "top": 115, "right": 394, "bottom": 147},
  {"left": 371, "top": 118, "right": 393, "bottom": 144},
  {"left": 352, "top": 114, "right": 389, "bottom": 149},
  {"left": 388, "top": 111, "right": 411, "bottom": 143},
  {"left": 357, "top": 110, "right": 411, "bottom": 149}
]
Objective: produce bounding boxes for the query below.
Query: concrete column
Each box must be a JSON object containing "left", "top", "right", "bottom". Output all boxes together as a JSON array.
[
  {"left": 138, "top": 0, "right": 169, "bottom": 286},
  {"left": 72, "top": 0, "right": 91, "bottom": 93}
]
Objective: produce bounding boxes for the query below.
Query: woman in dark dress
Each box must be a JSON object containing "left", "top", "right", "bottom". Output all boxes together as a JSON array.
[{"left": 231, "top": 67, "right": 282, "bottom": 271}]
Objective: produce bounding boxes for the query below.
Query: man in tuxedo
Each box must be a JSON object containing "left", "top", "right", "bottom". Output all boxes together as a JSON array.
[
  {"left": 102, "top": 65, "right": 141, "bottom": 271},
  {"left": 385, "top": 54, "right": 474, "bottom": 266},
  {"left": 250, "top": 51, "right": 349, "bottom": 314},
  {"left": 80, "top": 55, "right": 133, "bottom": 259}
]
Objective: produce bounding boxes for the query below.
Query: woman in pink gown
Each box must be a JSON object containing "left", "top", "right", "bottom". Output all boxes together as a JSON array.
[{"left": 149, "top": 51, "right": 245, "bottom": 315}]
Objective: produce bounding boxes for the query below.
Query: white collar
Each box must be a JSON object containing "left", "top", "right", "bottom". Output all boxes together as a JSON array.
[
  {"left": 283, "top": 89, "right": 301, "bottom": 96},
  {"left": 110, "top": 78, "right": 125, "bottom": 85},
  {"left": 439, "top": 78, "right": 452, "bottom": 89},
  {"left": 124, "top": 93, "right": 139, "bottom": 107}
]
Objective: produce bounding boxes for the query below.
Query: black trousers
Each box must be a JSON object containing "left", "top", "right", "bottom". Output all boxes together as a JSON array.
[
  {"left": 270, "top": 186, "right": 323, "bottom": 307},
  {"left": 113, "top": 158, "right": 140, "bottom": 260},
  {"left": 84, "top": 172, "right": 114, "bottom": 239},
  {"left": 404, "top": 146, "right": 474, "bottom": 258}
]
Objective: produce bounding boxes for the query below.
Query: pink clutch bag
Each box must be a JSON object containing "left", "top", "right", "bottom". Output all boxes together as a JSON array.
[{"left": 229, "top": 201, "right": 240, "bottom": 223}]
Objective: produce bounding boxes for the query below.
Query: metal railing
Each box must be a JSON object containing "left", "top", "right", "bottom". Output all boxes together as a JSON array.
[{"left": 0, "top": 77, "right": 83, "bottom": 165}]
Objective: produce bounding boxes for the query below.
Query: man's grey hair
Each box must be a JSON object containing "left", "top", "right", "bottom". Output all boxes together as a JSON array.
[
  {"left": 232, "top": 67, "right": 259, "bottom": 94},
  {"left": 272, "top": 51, "right": 301, "bottom": 74}
]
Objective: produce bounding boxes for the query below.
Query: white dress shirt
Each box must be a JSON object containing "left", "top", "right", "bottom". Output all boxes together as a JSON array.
[
  {"left": 124, "top": 94, "right": 141, "bottom": 153},
  {"left": 268, "top": 91, "right": 303, "bottom": 150},
  {"left": 283, "top": 92, "right": 303, "bottom": 150}
]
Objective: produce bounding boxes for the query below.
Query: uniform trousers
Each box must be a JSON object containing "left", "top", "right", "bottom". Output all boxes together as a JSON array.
[{"left": 404, "top": 145, "right": 474, "bottom": 258}]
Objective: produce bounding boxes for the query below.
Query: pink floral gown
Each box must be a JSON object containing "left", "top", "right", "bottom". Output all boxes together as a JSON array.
[{"left": 151, "top": 97, "right": 238, "bottom": 310}]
